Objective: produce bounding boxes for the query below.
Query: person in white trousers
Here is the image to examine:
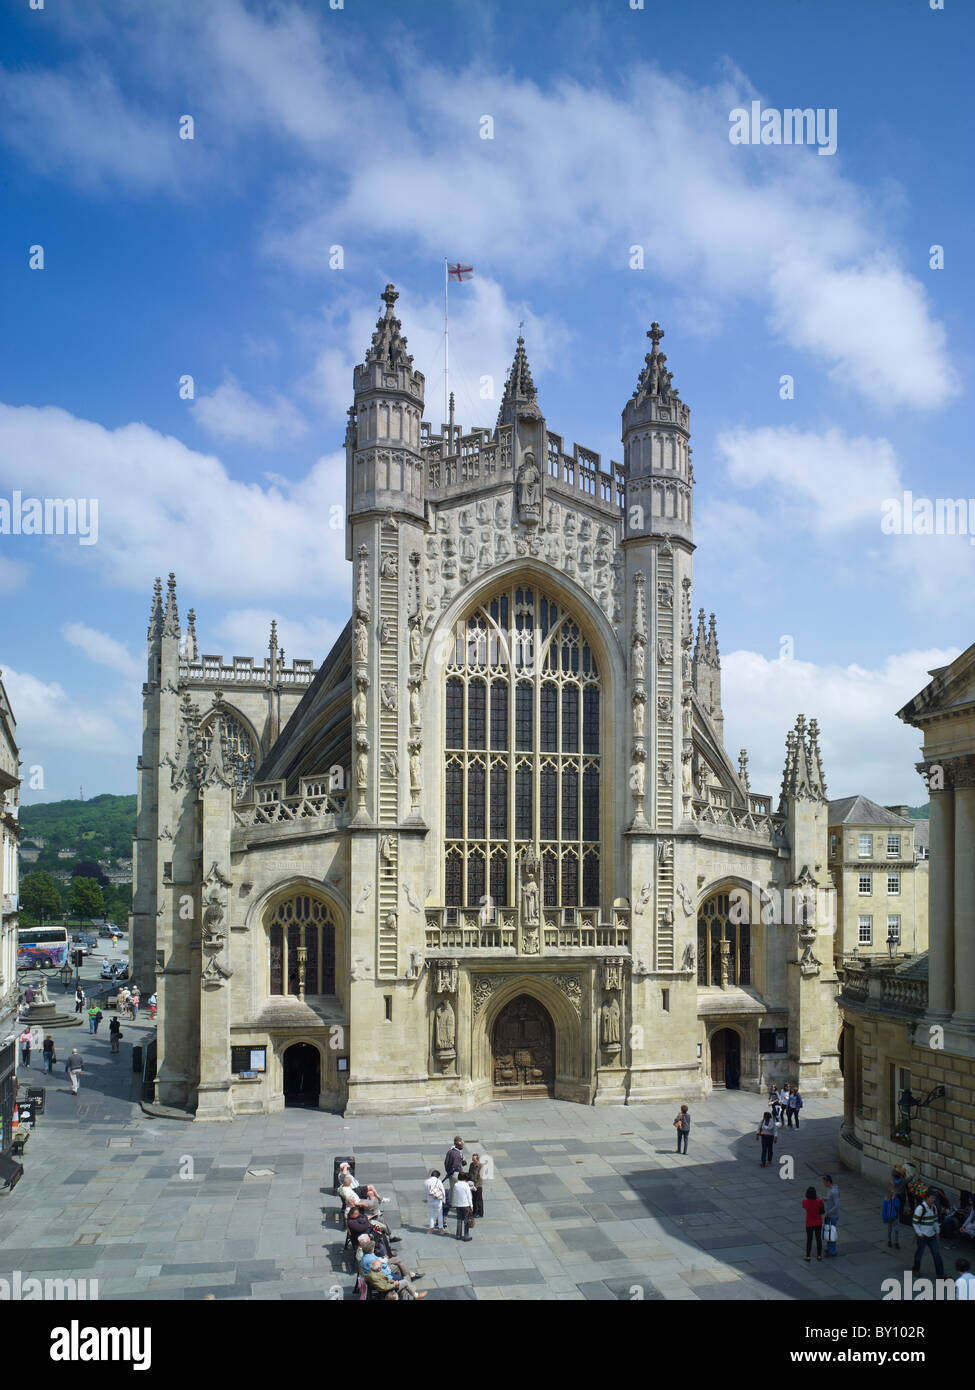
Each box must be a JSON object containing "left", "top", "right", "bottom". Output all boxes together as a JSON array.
[{"left": 424, "top": 1170, "right": 446, "bottom": 1232}]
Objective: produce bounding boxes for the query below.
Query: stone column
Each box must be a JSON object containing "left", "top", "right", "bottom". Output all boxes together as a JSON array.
[
  {"left": 928, "top": 787, "right": 955, "bottom": 1019},
  {"left": 952, "top": 784, "right": 975, "bottom": 1026},
  {"left": 842, "top": 1022, "right": 855, "bottom": 1126}
]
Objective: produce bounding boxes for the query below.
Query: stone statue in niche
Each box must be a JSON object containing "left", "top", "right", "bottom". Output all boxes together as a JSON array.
[
  {"left": 381, "top": 750, "right": 398, "bottom": 779},
  {"left": 379, "top": 552, "right": 398, "bottom": 579},
  {"left": 435, "top": 998, "right": 456, "bottom": 1051},
  {"left": 353, "top": 682, "right": 367, "bottom": 726},
  {"left": 409, "top": 614, "right": 422, "bottom": 664},
  {"left": 517, "top": 454, "right": 541, "bottom": 519},
  {"left": 409, "top": 682, "right": 421, "bottom": 726},
  {"left": 658, "top": 695, "right": 673, "bottom": 722},
  {"left": 601, "top": 995, "right": 621, "bottom": 1047},
  {"left": 680, "top": 942, "right": 696, "bottom": 972},
  {"left": 381, "top": 683, "right": 397, "bottom": 711},
  {"left": 658, "top": 580, "right": 674, "bottom": 608},
  {"left": 354, "top": 618, "right": 368, "bottom": 664},
  {"left": 632, "top": 634, "right": 647, "bottom": 682},
  {"left": 409, "top": 743, "right": 422, "bottom": 791},
  {"left": 520, "top": 851, "right": 540, "bottom": 925},
  {"left": 657, "top": 638, "right": 672, "bottom": 665},
  {"left": 355, "top": 739, "right": 368, "bottom": 787},
  {"left": 378, "top": 617, "right": 392, "bottom": 644},
  {"left": 633, "top": 694, "right": 646, "bottom": 737}
]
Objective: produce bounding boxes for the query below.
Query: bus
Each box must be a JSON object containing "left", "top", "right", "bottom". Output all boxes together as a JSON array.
[{"left": 17, "top": 926, "right": 70, "bottom": 970}]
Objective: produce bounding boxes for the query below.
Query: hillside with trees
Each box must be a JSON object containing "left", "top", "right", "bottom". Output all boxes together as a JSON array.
[{"left": 19, "top": 793, "right": 135, "bottom": 925}]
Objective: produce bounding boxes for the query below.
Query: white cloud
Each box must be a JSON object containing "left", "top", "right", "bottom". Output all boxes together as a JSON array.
[
  {"left": 0, "top": 403, "right": 348, "bottom": 601},
  {"left": 721, "top": 646, "right": 960, "bottom": 805},
  {"left": 716, "top": 426, "right": 902, "bottom": 532},
  {"left": 1, "top": 5, "right": 956, "bottom": 412},
  {"left": 192, "top": 374, "right": 308, "bottom": 447},
  {"left": 61, "top": 623, "right": 142, "bottom": 680},
  {"left": 2, "top": 665, "right": 134, "bottom": 758}
]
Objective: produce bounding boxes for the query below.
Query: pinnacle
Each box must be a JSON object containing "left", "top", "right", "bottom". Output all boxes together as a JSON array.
[
  {"left": 364, "top": 282, "right": 413, "bottom": 370},
  {"left": 632, "top": 319, "right": 679, "bottom": 403}
]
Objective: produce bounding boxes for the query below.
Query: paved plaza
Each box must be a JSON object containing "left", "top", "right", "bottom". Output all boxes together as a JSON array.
[{"left": 1, "top": 1026, "right": 924, "bottom": 1301}]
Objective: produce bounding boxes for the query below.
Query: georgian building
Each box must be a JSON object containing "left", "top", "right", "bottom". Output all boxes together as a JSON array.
[
  {"left": 133, "top": 286, "right": 841, "bottom": 1119},
  {"left": 827, "top": 795, "right": 929, "bottom": 961},
  {"left": 839, "top": 644, "right": 975, "bottom": 1191}
]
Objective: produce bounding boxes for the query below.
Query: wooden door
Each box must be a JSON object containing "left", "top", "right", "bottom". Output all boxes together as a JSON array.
[{"left": 492, "top": 995, "right": 555, "bottom": 1097}]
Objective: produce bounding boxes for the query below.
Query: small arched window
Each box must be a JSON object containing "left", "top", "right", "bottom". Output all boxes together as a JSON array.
[
  {"left": 198, "top": 711, "right": 257, "bottom": 792},
  {"left": 697, "top": 891, "right": 751, "bottom": 987},
  {"left": 266, "top": 893, "right": 336, "bottom": 996}
]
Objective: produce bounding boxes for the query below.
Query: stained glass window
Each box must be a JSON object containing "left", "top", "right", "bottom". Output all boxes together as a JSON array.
[
  {"left": 265, "top": 894, "right": 336, "bottom": 996},
  {"left": 443, "top": 584, "right": 602, "bottom": 911}
]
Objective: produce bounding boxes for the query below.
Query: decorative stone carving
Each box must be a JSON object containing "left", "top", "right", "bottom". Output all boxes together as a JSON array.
[
  {"left": 517, "top": 454, "right": 541, "bottom": 523},
  {"left": 381, "top": 682, "right": 397, "bottom": 711},
  {"left": 378, "top": 616, "right": 392, "bottom": 644},
  {"left": 472, "top": 974, "right": 504, "bottom": 1017},
  {"left": 355, "top": 736, "right": 369, "bottom": 787},
  {"left": 355, "top": 544, "right": 370, "bottom": 620},
  {"left": 408, "top": 613, "right": 422, "bottom": 664},
  {"left": 658, "top": 695, "right": 673, "bottom": 722},
  {"left": 353, "top": 680, "right": 368, "bottom": 727},
  {"left": 379, "top": 835, "right": 394, "bottom": 861},
  {"left": 401, "top": 880, "right": 421, "bottom": 912},
  {"left": 544, "top": 973, "right": 582, "bottom": 1013},
  {"left": 632, "top": 692, "right": 646, "bottom": 737},
  {"left": 354, "top": 883, "right": 372, "bottom": 913},
  {"left": 636, "top": 881, "right": 653, "bottom": 913},
  {"left": 660, "top": 760, "right": 672, "bottom": 785},
  {"left": 680, "top": 942, "right": 696, "bottom": 972},
  {"left": 518, "top": 848, "right": 540, "bottom": 926},
  {"left": 381, "top": 750, "right": 398, "bottom": 779},
  {"left": 200, "top": 862, "right": 233, "bottom": 990},
  {"left": 631, "top": 634, "right": 647, "bottom": 683},
  {"left": 522, "top": 925, "right": 539, "bottom": 955},
  {"left": 379, "top": 552, "right": 398, "bottom": 579},
  {"left": 658, "top": 580, "right": 674, "bottom": 608},
  {"left": 677, "top": 882, "right": 694, "bottom": 916},
  {"left": 408, "top": 741, "right": 422, "bottom": 794},
  {"left": 657, "top": 638, "right": 672, "bottom": 665},
  {"left": 601, "top": 959, "right": 625, "bottom": 991},
  {"left": 409, "top": 681, "right": 421, "bottom": 727},
  {"left": 435, "top": 959, "right": 458, "bottom": 995}
]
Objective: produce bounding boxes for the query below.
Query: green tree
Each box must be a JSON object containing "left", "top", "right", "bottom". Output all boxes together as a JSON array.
[
  {"left": 19, "top": 871, "right": 63, "bottom": 924},
  {"left": 68, "top": 876, "right": 104, "bottom": 924}
]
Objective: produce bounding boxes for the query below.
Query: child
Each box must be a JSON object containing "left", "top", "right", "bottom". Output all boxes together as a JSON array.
[{"left": 882, "top": 1184, "right": 901, "bottom": 1249}]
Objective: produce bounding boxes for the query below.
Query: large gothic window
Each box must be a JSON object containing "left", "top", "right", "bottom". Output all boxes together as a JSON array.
[
  {"left": 267, "top": 893, "right": 336, "bottom": 996},
  {"left": 198, "top": 711, "right": 257, "bottom": 792},
  {"left": 444, "top": 584, "right": 601, "bottom": 911},
  {"left": 697, "top": 891, "right": 751, "bottom": 987}
]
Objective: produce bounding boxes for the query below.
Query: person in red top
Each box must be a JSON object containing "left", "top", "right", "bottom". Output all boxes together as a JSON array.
[{"left": 802, "top": 1186, "right": 826, "bottom": 1262}]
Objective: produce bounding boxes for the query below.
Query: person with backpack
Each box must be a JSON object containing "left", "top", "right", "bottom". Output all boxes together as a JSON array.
[
  {"left": 802, "top": 1186, "right": 826, "bottom": 1261},
  {"left": 444, "top": 1135, "right": 465, "bottom": 1217},
  {"left": 109, "top": 1016, "right": 123, "bottom": 1055},
  {"left": 823, "top": 1175, "right": 840, "bottom": 1256},
  {"left": 673, "top": 1104, "right": 691, "bottom": 1154},
  {"left": 882, "top": 1185, "right": 901, "bottom": 1249},
  {"left": 787, "top": 1086, "right": 804, "bottom": 1128},
  {"left": 757, "top": 1110, "right": 776, "bottom": 1167},
  {"left": 912, "top": 1191, "right": 945, "bottom": 1278}
]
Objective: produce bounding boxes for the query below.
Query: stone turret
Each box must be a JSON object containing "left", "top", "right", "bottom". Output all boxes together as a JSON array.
[
  {"left": 346, "top": 284, "right": 426, "bottom": 559},
  {"left": 621, "top": 322, "right": 693, "bottom": 547},
  {"left": 497, "top": 335, "right": 546, "bottom": 504}
]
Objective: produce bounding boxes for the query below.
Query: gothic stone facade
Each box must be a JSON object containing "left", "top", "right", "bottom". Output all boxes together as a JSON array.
[{"left": 132, "top": 287, "right": 842, "bottom": 1118}]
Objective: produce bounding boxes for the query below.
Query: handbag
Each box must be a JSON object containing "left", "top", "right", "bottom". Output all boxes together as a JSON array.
[{"left": 823, "top": 1222, "right": 837, "bottom": 1243}]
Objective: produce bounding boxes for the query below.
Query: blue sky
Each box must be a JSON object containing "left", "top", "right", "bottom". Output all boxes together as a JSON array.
[{"left": 1, "top": 0, "right": 971, "bottom": 806}]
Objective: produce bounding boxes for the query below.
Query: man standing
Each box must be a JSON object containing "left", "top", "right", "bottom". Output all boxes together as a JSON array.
[
  {"left": 823, "top": 1175, "right": 840, "bottom": 1257},
  {"left": 451, "top": 1170, "right": 474, "bottom": 1241},
  {"left": 444, "top": 1135, "right": 465, "bottom": 1216},
  {"left": 912, "top": 1191, "right": 945, "bottom": 1278},
  {"left": 65, "top": 1049, "right": 84, "bottom": 1095},
  {"left": 673, "top": 1105, "right": 690, "bottom": 1155}
]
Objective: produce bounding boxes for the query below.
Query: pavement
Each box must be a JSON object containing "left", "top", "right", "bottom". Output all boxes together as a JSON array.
[{"left": 4, "top": 1020, "right": 953, "bottom": 1302}]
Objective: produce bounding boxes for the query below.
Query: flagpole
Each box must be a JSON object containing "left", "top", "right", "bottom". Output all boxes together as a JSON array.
[{"left": 444, "top": 258, "right": 449, "bottom": 437}]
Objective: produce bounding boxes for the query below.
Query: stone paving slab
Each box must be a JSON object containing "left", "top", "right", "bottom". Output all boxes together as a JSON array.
[{"left": 2, "top": 1039, "right": 941, "bottom": 1302}]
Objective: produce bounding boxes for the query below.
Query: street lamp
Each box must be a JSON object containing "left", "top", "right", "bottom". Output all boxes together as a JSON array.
[
  {"left": 59, "top": 963, "right": 73, "bottom": 991},
  {"left": 886, "top": 927, "right": 898, "bottom": 961}
]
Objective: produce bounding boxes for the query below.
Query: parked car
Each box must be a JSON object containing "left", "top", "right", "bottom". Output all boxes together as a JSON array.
[{"left": 101, "top": 959, "right": 129, "bottom": 981}]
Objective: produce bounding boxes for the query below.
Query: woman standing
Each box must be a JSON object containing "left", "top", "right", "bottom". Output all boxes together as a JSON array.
[
  {"left": 802, "top": 1186, "right": 826, "bottom": 1261},
  {"left": 42, "top": 1035, "right": 56, "bottom": 1074},
  {"left": 74, "top": 985, "right": 85, "bottom": 1014},
  {"left": 424, "top": 1170, "right": 446, "bottom": 1233},
  {"left": 468, "top": 1154, "right": 484, "bottom": 1224},
  {"left": 768, "top": 1087, "right": 781, "bottom": 1127},
  {"left": 19, "top": 1028, "right": 31, "bottom": 1068},
  {"left": 757, "top": 1111, "right": 776, "bottom": 1167},
  {"left": 882, "top": 1185, "right": 901, "bottom": 1250}
]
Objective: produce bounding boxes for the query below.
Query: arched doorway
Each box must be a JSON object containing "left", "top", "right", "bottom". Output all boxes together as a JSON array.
[
  {"left": 491, "top": 994, "right": 555, "bottom": 1098},
  {"left": 710, "top": 1027, "right": 741, "bottom": 1089},
  {"left": 283, "top": 1042, "right": 320, "bottom": 1107}
]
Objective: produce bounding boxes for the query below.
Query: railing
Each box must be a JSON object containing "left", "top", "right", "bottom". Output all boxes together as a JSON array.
[
  {"left": 692, "top": 792, "right": 783, "bottom": 841},
  {"left": 881, "top": 976, "right": 927, "bottom": 1012},
  {"left": 840, "top": 967, "right": 927, "bottom": 1013},
  {"left": 841, "top": 973, "right": 869, "bottom": 1002},
  {"left": 233, "top": 779, "right": 349, "bottom": 829},
  {"left": 424, "top": 906, "right": 630, "bottom": 951},
  {"left": 180, "top": 656, "right": 317, "bottom": 686}
]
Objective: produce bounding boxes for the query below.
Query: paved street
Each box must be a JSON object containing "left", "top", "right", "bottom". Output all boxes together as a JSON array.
[{"left": 2, "top": 1024, "right": 934, "bottom": 1302}]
